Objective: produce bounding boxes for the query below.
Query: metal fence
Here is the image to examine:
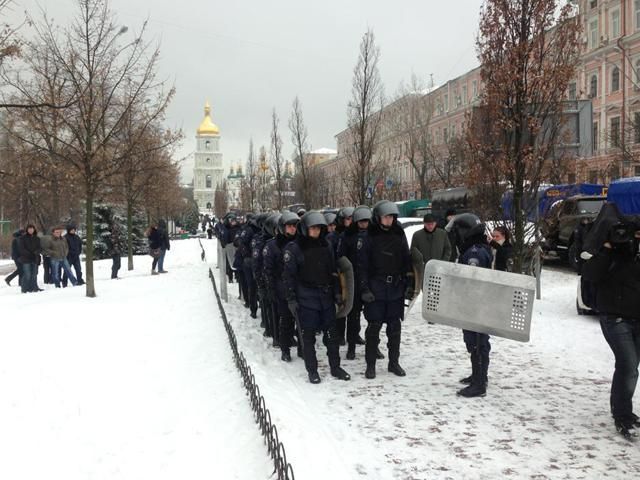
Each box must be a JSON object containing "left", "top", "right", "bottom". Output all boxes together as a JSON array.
[{"left": 198, "top": 239, "right": 295, "bottom": 480}]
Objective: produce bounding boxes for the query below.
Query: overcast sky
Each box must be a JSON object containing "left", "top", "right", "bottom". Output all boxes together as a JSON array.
[{"left": 8, "top": 0, "right": 485, "bottom": 182}]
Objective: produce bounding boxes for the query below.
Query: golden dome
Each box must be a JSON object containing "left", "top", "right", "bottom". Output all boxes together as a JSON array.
[{"left": 197, "top": 101, "right": 220, "bottom": 135}]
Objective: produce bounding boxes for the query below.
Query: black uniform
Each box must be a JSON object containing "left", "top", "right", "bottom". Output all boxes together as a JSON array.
[{"left": 358, "top": 220, "right": 411, "bottom": 377}]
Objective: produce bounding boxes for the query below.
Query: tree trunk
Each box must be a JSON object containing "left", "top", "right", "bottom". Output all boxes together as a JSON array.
[
  {"left": 84, "top": 191, "right": 96, "bottom": 297},
  {"left": 127, "top": 201, "right": 134, "bottom": 270}
]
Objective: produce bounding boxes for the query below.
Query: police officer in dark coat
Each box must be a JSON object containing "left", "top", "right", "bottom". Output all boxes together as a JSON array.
[
  {"left": 448, "top": 213, "right": 493, "bottom": 398},
  {"left": 283, "top": 211, "right": 351, "bottom": 384},
  {"left": 234, "top": 213, "right": 258, "bottom": 312},
  {"left": 358, "top": 200, "right": 413, "bottom": 379},
  {"left": 324, "top": 212, "right": 339, "bottom": 253},
  {"left": 340, "top": 205, "right": 377, "bottom": 360},
  {"left": 252, "top": 213, "right": 271, "bottom": 333},
  {"left": 223, "top": 213, "right": 241, "bottom": 283},
  {"left": 260, "top": 213, "right": 281, "bottom": 346},
  {"left": 334, "top": 207, "right": 355, "bottom": 346},
  {"left": 263, "top": 211, "right": 299, "bottom": 361}
]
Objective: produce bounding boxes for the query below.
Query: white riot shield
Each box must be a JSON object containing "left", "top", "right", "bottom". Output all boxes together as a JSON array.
[
  {"left": 225, "top": 244, "right": 237, "bottom": 270},
  {"left": 218, "top": 240, "right": 228, "bottom": 302},
  {"left": 422, "top": 260, "right": 535, "bottom": 342}
]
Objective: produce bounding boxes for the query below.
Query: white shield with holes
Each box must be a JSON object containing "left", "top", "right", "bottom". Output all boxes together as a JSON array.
[{"left": 422, "top": 260, "right": 535, "bottom": 342}]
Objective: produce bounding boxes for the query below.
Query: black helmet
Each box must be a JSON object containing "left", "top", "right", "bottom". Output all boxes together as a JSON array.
[
  {"left": 278, "top": 211, "right": 299, "bottom": 236},
  {"left": 223, "top": 212, "right": 237, "bottom": 225},
  {"left": 256, "top": 213, "right": 269, "bottom": 230},
  {"left": 263, "top": 213, "right": 281, "bottom": 237},
  {"left": 324, "top": 212, "right": 337, "bottom": 226},
  {"left": 445, "top": 213, "right": 484, "bottom": 248},
  {"left": 372, "top": 200, "right": 400, "bottom": 225},
  {"left": 352, "top": 205, "right": 372, "bottom": 223},
  {"left": 299, "top": 211, "right": 327, "bottom": 237}
]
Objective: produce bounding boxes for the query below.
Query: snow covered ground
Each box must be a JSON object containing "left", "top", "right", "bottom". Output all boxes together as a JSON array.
[
  {"left": 0, "top": 241, "right": 271, "bottom": 480},
  {"left": 203, "top": 240, "right": 639, "bottom": 480},
  {"left": 2, "top": 238, "right": 638, "bottom": 480}
]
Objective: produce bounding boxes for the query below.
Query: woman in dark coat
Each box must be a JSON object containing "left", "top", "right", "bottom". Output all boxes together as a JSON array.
[
  {"left": 18, "top": 224, "right": 42, "bottom": 293},
  {"left": 489, "top": 226, "right": 513, "bottom": 272},
  {"left": 147, "top": 224, "right": 162, "bottom": 275}
]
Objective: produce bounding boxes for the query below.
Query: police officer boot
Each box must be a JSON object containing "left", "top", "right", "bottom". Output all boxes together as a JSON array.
[
  {"left": 281, "top": 349, "right": 292, "bottom": 362},
  {"left": 365, "top": 322, "right": 382, "bottom": 379},
  {"left": 387, "top": 327, "right": 406, "bottom": 377},
  {"left": 326, "top": 327, "right": 350, "bottom": 381},
  {"left": 308, "top": 371, "right": 321, "bottom": 384},
  {"left": 346, "top": 343, "right": 356, "bottom": 360},
  {"left": 457, "top": 351, "right": 486, "bottom": 398},
  {"left": 271, "top": 306, "right": 280, "bottom": 348},
  {"left": 302, "top": 329, "right": 319, "bottom": 383}
]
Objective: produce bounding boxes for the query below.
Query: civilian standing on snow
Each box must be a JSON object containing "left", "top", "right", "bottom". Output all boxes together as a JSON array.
[
  {"left": 63, "top": 225, "right": 84, "bottom": 286},
  {"left": 410, "top": 213, "right": 452, "bottom": 266},
  {"left": 4, "top": 229, "right": 23, "bottom": 287},
  {"left": 148, "top": 223, "right": 162, "bottom": 275},
  {"left": 156, "top": 220, "right": 171, "bottom": 273},
  {"left": 18, "top": 224, "right": 42, "bottom": 293},
  {"left": 44, "top": 227, "right": 78, "bottom": 288},
  {"left": 109, "top": 224, "right": 124, "bottom": 279},
  {"left": 582, "top": 207, "right": 640, "bottom": 440}
]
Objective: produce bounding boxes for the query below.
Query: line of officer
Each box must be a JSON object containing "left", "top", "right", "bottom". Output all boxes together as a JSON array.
[
  {"left": 357, "top": 200, "right": 413, "bottom": 379},
  {"left": 283, "top": 211, "right": 351, "bottom": 384},
  {"left": 236, "top": 213, "right": 260, "bottom": 318},
  {"left": 263, "top": 212, "right": 301, "bottom": 362},
  {"left": 335, "top": 207, "right": 355, "bottom": 346}
]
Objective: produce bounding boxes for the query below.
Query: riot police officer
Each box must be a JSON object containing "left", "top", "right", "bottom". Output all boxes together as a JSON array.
[
  {"left": 358, "top": 200, "right": 413, "bottom": 379},
  {"left": 263, "top": 211, "right": 300, "bottom": 361},
  {"left": 236, "top": 213, "right": 260, "bottom": 317},
  {"left": 261, "top": 213, "right": 282, "bottom": 348},
  {"left": 251, "top": 213, "right": 272, "bottom": 336},
  {"left": 447, "top": 213, "right": 493, "bottom": 398},
  {"left": 325, "top": 212, "right": 339, "bottom": 254},
  {"left": 283, "top": 211, "right": 351, "bottom": 384}
]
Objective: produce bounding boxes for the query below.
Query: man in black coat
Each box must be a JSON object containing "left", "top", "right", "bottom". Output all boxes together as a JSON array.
[
  {"left": 63, "top": 225, "right": 84, "bottom": 286},
  {"left": 5, "top": 229, "right": 23, "bottom": 287},
  {"left": 18, "top": 224, "right": 42, "bottom": 293}
]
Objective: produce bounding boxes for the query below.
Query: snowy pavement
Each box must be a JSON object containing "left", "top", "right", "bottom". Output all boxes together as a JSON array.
[
  {"left": 0, "top": 240, "right": 271, "bottom": 480},
  {"left": 203, "top": 240, "right": 639, "bottom": 480}
]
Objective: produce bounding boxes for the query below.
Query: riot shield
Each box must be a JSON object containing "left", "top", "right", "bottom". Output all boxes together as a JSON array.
[
  {"left": 336, "top": 256, "right": 355, "bottom": 318},
  {"left": 422, "top": 260, "right": 535, "bottom": 342},
  {"left": 218, "top": 240, "right": 228, "bottom": 302},
  {"left": 225, "top": 244, "right": 237, "bottom": 270}
]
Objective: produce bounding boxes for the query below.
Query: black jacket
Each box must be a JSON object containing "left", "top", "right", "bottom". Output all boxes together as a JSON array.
[
  {"left": 65, "top": 232, "right": 83, "bottom": 259},
  {"left": 582, "top": 246, "right": 640, "bottom": 319},
  {"left": 490, "top": 240, "right": 513, "bottom": 272},
  {"left": 11, "top": 231, "right": 21, "bottom": 262},
  {"left": 18, "top": 232, "right": 42, "bottom": 264}
]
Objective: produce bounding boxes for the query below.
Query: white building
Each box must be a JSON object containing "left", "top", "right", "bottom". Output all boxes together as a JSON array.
[
  {"left": 193, "top": 101, "right": 224, "bottom": 212},
  {"left": 226, "top": 164, "right": 244, "bottom": 209}
]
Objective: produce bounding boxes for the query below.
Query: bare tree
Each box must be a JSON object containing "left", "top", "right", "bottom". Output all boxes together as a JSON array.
[
  {"left": 289, "top": 96, "right": 314, "bottom": 207},
  {"left": 214, "top": 180, "right": 229, "bottom": 218},
  {"left": 244, "top": 138, "right": 258, "bottom": 211},
  {"left": 469, "top": 0, "right": 581, "bottom": 273},
  {"left": 342, "top": 29, "right": 385, "bottom": 205},
  {"left": 5, "top": 0, "right": 172, "bottom": 296},
  {"left": 270, "top": 109, "right": 285, "bottom": 210}
]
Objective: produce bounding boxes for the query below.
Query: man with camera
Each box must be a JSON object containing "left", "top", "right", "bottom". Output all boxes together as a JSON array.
[{"left": 582, "top": 206, "right": 640, "bottom": 441}]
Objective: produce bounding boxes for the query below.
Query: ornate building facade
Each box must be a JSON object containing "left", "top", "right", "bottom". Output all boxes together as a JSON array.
[{"left": 193, "top": 101, "right": 224, "bottom": 212}]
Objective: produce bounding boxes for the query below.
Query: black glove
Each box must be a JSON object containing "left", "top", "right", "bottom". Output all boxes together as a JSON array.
[
  {"left": 361, "top": 289, "right": 375, "bottom": 304},
  {"left": 405, "top": 286, "right": 415, "bottom": 301},
  {"left": 287, "top": 299, "right": 299, "bottom": 316}
]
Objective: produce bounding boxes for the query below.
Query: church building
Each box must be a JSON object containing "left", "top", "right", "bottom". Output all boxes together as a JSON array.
[{"left": 193, "top": 101, "right": 224, "bottom": 211}]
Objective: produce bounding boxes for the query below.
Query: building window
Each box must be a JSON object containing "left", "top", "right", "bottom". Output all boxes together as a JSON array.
[
  {"left": 611, "top": 9, "right": 620, "bottom": 38},
  {"left": 206, "top": 174, "right": 212, "bottom": 189},
  {"left": 588, "top": 170, "right": 598, "bottom": 183},
  {"left": 206, "top": 202, "right": 212, "bottom": 209},
  {"left": 472, "top": 80, "right": 478, "bottom": 98},
  {"left": 206, "top": 157, "right": 210, "bottom": 164},
  {"left": 636, "top": 0, "right": 640, "bottom": 31},
  {"left": 593, "top": 121, "right": 598, "bottom": 152},
  {"left": 568, "top": 173, "right": 576, "bottom": 184},
  {"left": 462, "top": 85, "right": 468, "bottom": 104},
  {"left": 635, "top": 165, "right": 640, "bottom": 176},
  {"left": 635, "top": 60, "right": 640, "bottom": 89},
  {"left": 444, "top": 94, "right": 449, "bottom": 112},
  {"left": 590, "top": 74, "right": 598, "bottom": 98},
  {"left": 589, "top": 18, "right": 598, "bottom": 50},
  {"left": 635, "top": 112, "right": 640, "bottom": 143},
  {"left": 610, "top": 165, "right": 620, "bottom": 180},
  {"left": 612, "top": 67, "right": 620, "bottom": 92},
  {"left": 568, "top": 82, "right": 577, "bottom": 100},
  {"left": 611, "top": 117, "right": 621, "bottom": 147},
  {"left": 443, "top": 127, "right": 448, "bottom": 142},
  {"left": 590, "top": 0, "right": 597, "bottom": 9},
  {"left": 205, "top": 140, "right": 210, "bottom": 150}
]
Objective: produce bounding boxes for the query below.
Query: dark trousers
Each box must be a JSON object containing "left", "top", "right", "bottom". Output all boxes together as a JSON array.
[
  {"left": 346, "top": 296, "right": 363, "bottom": 345},
  {"left": 111, "top": 254, "right": 121, "bottom": 278},
  {"left": 365, "top": 319, "right": 402, "bottom": 365},
  {"left": 600, "top": 315, "right": 640, "bottom": 424},
  {"left": 43, "top": 256, "right": 52, "bottom": 284},
  {"left": 236, "top": 269, "right": 248, "bottom": 301},
  {"left": 463, "top": 330, "right": 491, "bottom": 386},
  {"left": 277, "top": 297, "right": 296, "bottom": 351},
  {"left": 20, "top": 262, "right": 38, "bottom": 293},
  {"left": 6, "top": 261, "right": 21, "bottom": 285},
  {"left": 243, "top": 262, "right": 257, "bottom": 314},
  {"left": 298, "top": 304, "right": 340, "bottom": 373}
]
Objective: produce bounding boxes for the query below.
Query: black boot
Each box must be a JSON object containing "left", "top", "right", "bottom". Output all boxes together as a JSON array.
[
  {"left": 308, "top": 371, "right": 321, "bottom": 384},
  {"left": 457, "top": 351, "right": 486, "bottom": 398},
  {"left": 365, "top": 364, "right": 376, "bottom": 379},
  {"left": 355, "top": 335, "right": 366, "bottom": 345},
  {"left": 376, "top": 348, "right": 385, "bottom": 359},
  {"left": 331, "top": 366, "right": 351, "bottom": 381},
  {"left": 346, "top": 344, "right": 356, "bottom": 360},
  {"left": 302, "top": 328, "right": 318, "bottom": 376},
  {"left": 281, "top": 349, "right": 291, "bottom": 362},
  {"left": 387, "top": 323, "right": 405, "bottom": 376},
  {"left": 459, "top": 375, "right": 473, "bottom": 384}
]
